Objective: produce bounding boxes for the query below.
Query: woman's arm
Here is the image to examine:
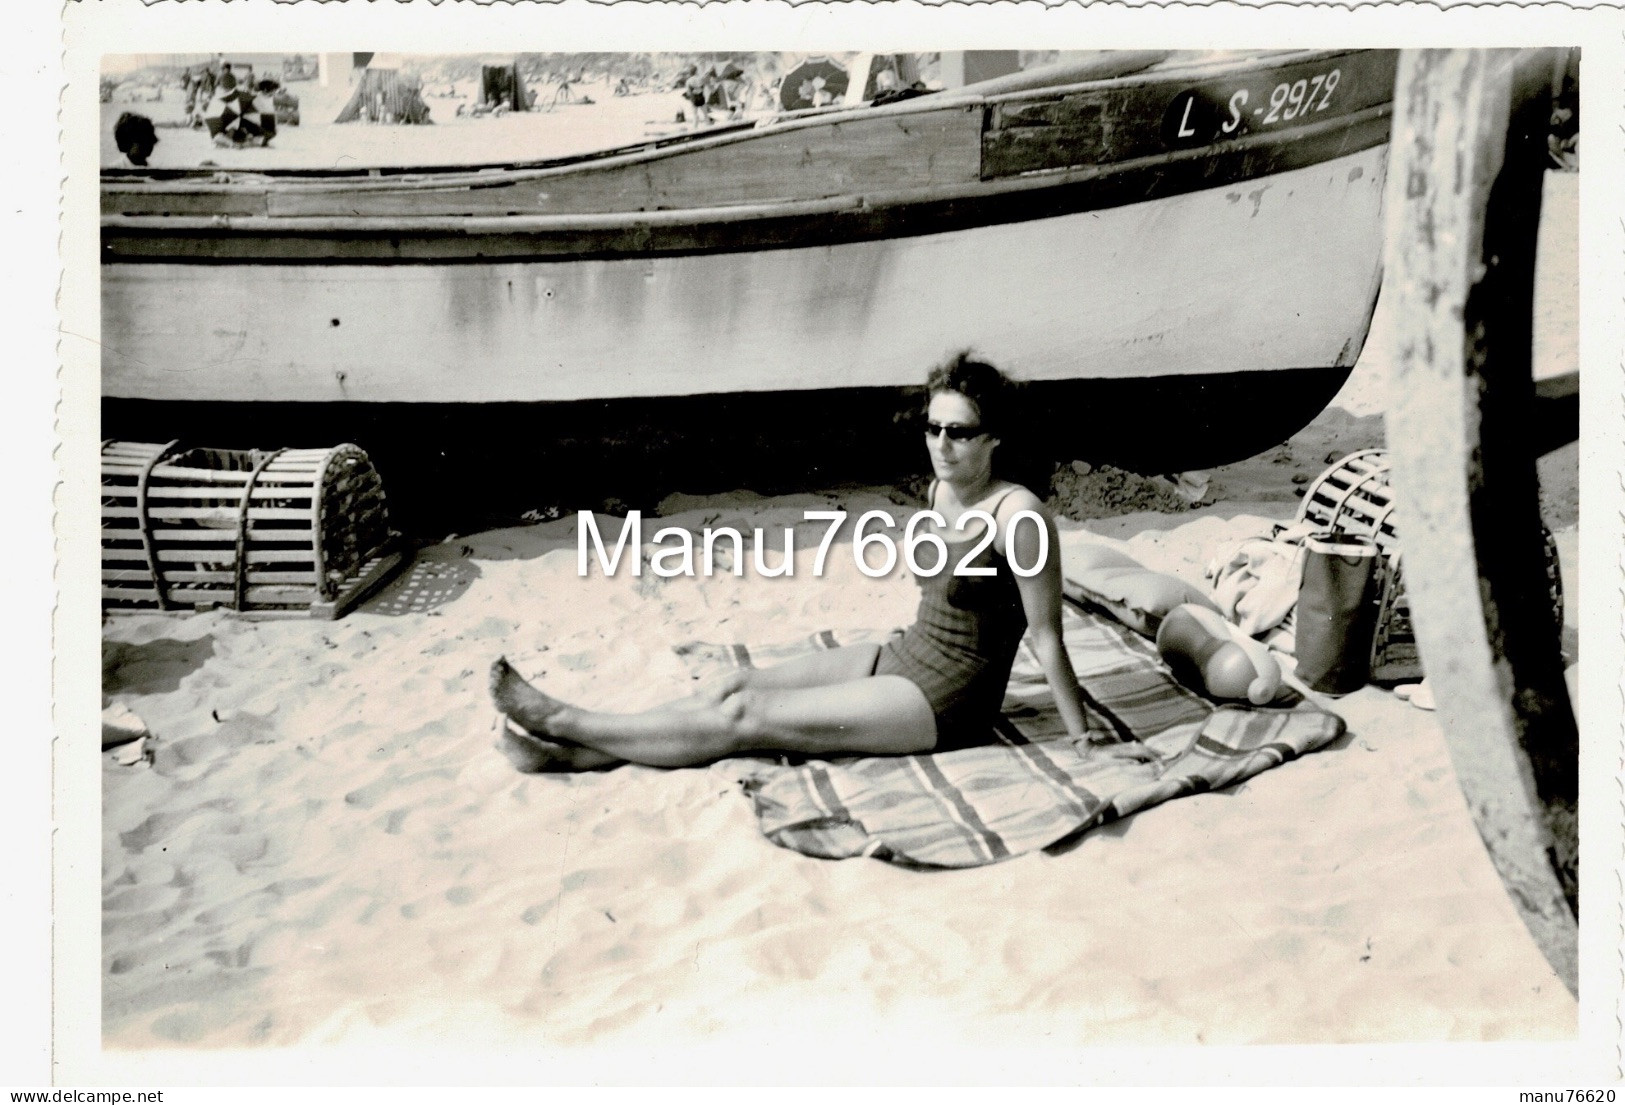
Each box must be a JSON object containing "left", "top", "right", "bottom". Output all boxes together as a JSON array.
[
  {"left": 1000, "top": 491, "right": 1091, "bottom": 739},
  {"left": 1001, "top": 491, "right": 1157, "bottom": 760}
]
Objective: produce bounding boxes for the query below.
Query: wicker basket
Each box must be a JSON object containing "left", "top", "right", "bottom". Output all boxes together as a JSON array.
[
  {"left": 1297, "top": 449, "right": 1563, "bottom": 683},
  {"left": 102, "top": 440, "right": 403, "bottom": 619}
]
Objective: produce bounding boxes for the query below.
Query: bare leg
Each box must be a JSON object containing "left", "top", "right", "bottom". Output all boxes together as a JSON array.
[
  {"left": 730, "top": 643, "right": 882, "bottom": 691},
  {"left": 490, "top": 657, "right": 936, "bottom": 769},
  {"left": 491, "top": 645, "right": 884, "bottom": 773},
  {"left": 491, "top": 657, "right": 573, "bottom": 735},
  {"left": 495, "top": 716, "right": 623, "bottom": 773},
  {"left": 493, "top": 644, "right": 881, "bottom": 746}
]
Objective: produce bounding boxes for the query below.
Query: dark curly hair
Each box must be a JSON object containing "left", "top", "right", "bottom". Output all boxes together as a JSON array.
[
  {"left": 925, "top": 350, "right": 1019, "bottom": 439},
  {"left": 113, "top": 112, "right": 158, "bottom": 165},
  {"left": 923, "top": 349, "right": 1052, "bottom": 494}
]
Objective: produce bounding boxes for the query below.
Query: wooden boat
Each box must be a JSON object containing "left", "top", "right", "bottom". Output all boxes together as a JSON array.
[{"left": 101, "top": 49, "right": 1398, "bottom": 476}]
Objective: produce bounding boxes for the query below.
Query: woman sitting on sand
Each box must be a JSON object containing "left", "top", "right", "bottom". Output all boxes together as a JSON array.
[{"left": 492, "top": 352, "right": 1153, "bottom": 771}]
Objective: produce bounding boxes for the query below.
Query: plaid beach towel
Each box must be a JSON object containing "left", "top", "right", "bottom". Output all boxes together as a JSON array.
[{"left": 681, "top": 599, "right": 1344, "bottom": 867}]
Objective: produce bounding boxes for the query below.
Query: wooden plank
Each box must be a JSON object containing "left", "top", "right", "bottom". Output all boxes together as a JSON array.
[
  {"left": 137, "top": 485, "right": 316, "bottom": 501},
  {"left": 151, "top": 547, "right": 316, "bottom": 564},
  {"left": 102, "top": 188, "right": 270, "bottom": 218},
  {"left": 104, "top": 569, "right": 173, "bottom": 584},
  {"left": 102, "top": 526, "right": 316, "bottom": 544},
  {"left": 141, "top": 467, "right": 250, "bottom": 485},
  {"left": 989, "top": 92, "right": 1111, "bottom": 132},
  {"left": 992, "top": 100, "right": 1063, "bottom": 128},
  {"left": 101, "top": 505, "right": 311, "bottom": 522},
  {"left": 1382, "top": 48, "right": 1577, "bottom": 995},
  {"left": 200, "top": 608, "right": 311, "bottom": 621},
  {"left": 151, "top": 467, "right": 255, "bottom": 483},
  {"left": 168, "top": 584, "right": 318, "bottom": 605},
  {"left": 310, "top": 550, "right": 404, "bottom": 620},
  {"left": 265, "top": 106, "right": 986, "bottom": 218},
  {"left": 982, "top": 124, "right": 1106, "bottom": 178},
  {"left": 159, "top": 526, "right": 313, "bottom": 543},
  {"left": 105, "top": 568, "right": 319, "bottom": 585},
  {"left": 120, "top": 568, "right": 316, "bottom": 588},
  {"left": 100, "top": 471, "right": 320, "bottom": 490},
  {"left": 102, "top": 461, "right": 327, "bottom": 484}
]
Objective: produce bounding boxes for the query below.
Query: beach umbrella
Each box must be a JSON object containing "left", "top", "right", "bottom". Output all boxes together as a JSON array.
[
  {"left": 779, "top": 56, "right": 848, "bottom": 110},
  {"left": 205, "top": 86, "right": 276, "bottom": 145}
]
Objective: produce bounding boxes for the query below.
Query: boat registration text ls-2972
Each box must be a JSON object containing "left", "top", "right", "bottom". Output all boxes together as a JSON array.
[{"left": 1156, "top": 54, "right": 1390, "bottom": 150}]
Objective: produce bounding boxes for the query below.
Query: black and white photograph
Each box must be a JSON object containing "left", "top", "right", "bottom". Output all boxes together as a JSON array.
[{"left": 29, "top": 0, "right": 1625, "bottom": 1090}]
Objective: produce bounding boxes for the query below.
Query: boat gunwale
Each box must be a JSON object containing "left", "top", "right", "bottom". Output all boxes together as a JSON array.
[
  {"left": 100, "top": 47, "right": 1383, "bottom": 196},
  {"left": 102, "top": 100, "right": 1391, "bottom": 240}
]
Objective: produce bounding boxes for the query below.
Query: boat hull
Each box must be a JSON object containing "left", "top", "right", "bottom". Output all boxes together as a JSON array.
[
  {"left": 103, "top": 364, "right": 1357, "bottom": 529},
  {"left": 103, "top": 144, "right": 1386, "bottom": 405}
]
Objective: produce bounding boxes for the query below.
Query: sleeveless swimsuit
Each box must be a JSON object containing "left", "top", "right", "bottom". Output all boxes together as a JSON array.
[{"left": 872, "top": 486, "right": 1028, "bottom": 751}]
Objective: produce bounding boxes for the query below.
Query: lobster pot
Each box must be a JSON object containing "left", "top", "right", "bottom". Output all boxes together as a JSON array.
[
  {"left": 102, "top": 441, "right": 402, "bottom": 619},
  {"left": 1297, "top": 449, "right": 1563, "bottom": 683}
]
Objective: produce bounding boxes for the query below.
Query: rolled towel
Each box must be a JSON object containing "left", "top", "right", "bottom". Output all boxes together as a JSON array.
[{"left": 1064, "top": 544, "right": 1220, "bottom": 639}]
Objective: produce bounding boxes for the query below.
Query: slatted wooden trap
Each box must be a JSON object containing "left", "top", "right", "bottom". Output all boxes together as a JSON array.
[
  {"left": 102, "top": 441, "right": 404, "bottom": 619},
  {"left": 1297, "top": 448, "right": 1563, "bottom": 683}
]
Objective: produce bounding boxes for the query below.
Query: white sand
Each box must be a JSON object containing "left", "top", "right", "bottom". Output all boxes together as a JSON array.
[{"left": 101, "top": 496, "right": 1578, "bottom": 1051}]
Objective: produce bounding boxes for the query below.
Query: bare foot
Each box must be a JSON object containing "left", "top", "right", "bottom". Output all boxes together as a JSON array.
[
  {"left": 495, "top": 716, "right": 621, "bottom": 773},
  {"left": 490, "top": 657, "right": 576, "bottom": 737}
]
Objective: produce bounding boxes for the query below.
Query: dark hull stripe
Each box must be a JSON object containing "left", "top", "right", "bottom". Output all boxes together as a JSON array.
[
  {"left": 101, "top": 108, "right": 1389, "bottom": 266},
  {"left": 101, "top": 363, "right": 1361, "bottom": 485}
]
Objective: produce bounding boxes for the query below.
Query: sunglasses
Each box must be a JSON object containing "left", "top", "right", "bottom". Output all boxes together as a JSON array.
[{"left": 924, "top": 421, "right": 988, "bottom": 443}]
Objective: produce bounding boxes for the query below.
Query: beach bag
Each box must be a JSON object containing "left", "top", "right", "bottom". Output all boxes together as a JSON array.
[
  {"left": 1295, "top": 449, "right": 1566, "bottom": 688},
  {"left": 1293, "top": 531, "right": 1380, "bottom": 695}
]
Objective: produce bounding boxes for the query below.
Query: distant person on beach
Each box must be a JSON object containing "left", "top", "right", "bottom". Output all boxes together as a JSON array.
[
  {"left": 679, "top": 65, "right": 713, "bottom": 127},
  {"left": 113, "top": 112, "right": 158, "bottom": 167},
  {"left": 491, "top": 352, "right": 1156, "bottom": 772},
  {"left": 549, "top": 72, "right": 576, "bottom": 110},
  {"left": 184, "top": 63, "right": 217, "bottom": 127},
  {"left": 711, "top": 60, "right": 747, "bottom": 119}
]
